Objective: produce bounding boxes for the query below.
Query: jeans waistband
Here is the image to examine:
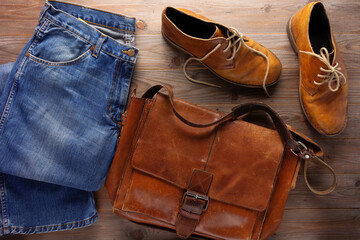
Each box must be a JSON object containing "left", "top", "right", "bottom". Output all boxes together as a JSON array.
[{"left": 40, "top": 0, "right": 138, "bottom": 63}]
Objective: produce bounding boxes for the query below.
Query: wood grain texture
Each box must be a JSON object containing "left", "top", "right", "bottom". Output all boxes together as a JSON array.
[
  {"left": 1, "top": 34, "right": 359, "bottom": 68},
  {"left": 0, "top": 0, "right": 359, "bottom": 239},
  {"left": 0, "top": 0, "right": 359, "bottom": 36},
  {"left": 1, "top": 209, "right": 359, "bottom": 240}
]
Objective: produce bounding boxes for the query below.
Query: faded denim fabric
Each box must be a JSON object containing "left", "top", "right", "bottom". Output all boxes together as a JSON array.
[
  {"left": 0, "top": 1, "right": 138, "bottom": 191},
  {"left": 0, "top": 0, "right": 137, "bottom": 236},
  {"left": 0, "top": 63, "right": 97, "bottom": 236},
  {"left": 0, "top": 174, "right": 97, "bottom": 235}
]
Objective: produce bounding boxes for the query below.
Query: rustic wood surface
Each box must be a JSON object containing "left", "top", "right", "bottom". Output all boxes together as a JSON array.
[{"left": 1, "top": 0, "right": 359, "bottom": 239}]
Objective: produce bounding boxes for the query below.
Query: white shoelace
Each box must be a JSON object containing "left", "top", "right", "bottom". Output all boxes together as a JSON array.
[
  {"left": 183, "top": 27, "right": 270, "bottom": 96},
  {"left": 299, "top": 47, "right": 346, "bottom": 92}
]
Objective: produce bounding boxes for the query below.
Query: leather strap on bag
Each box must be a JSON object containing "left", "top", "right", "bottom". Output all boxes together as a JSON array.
[
  {"left": 142, "top": 85, "right": 337, "bottom": 195},
  {"left": 176, "top": 169, "right": 213, "bottom": 239}
]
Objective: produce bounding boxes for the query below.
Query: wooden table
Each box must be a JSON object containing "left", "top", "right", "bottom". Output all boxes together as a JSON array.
[{"left": 1, "top": 0, "right": 359, "bottom": 239}]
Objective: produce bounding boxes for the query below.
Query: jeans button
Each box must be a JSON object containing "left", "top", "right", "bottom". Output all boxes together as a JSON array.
[{"left": 122, "top": 49, "right": 135, "bottom": 57}]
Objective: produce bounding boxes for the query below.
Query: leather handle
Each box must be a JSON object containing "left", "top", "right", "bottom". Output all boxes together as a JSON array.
[
  {"left": 143, "top": 85, "right": 298, "bottom": 148},
  {"left": 142, "top": 85, "right": 337, "bottom": 195}
]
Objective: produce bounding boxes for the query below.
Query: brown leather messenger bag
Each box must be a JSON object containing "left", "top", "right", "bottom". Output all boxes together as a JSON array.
[{"left": 105, "top": 85, "right": 337, "bottom": 240}]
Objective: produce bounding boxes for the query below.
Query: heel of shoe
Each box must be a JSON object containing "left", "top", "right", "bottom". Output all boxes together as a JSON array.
[{"left": 287, "top": 15, "right": 299, "bottom": 55}]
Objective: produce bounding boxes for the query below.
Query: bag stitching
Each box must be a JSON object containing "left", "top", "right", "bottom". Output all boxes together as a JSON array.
[
  {"left": 114, "top": 99, "right": 154, "bottom": 210},
  {"left": 256, "top": 145, "right": 288, "bottom": 240},
  {"left": 120, "top": 102, "right": 154, "bottom": 210}
]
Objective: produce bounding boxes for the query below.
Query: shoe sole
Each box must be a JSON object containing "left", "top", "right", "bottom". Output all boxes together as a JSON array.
[
  {"left": 286, "top": 16, "right": 299, "bottom": 55},
  {"left": 161, "top": 32, "right": 280, "bottom": 90},
  {"left": 286, "top": 15, "right": 345, "bottom": 136}
]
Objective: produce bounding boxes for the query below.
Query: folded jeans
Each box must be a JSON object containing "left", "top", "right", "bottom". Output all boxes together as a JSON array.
[
  {"left": 0, "top": 63, "right": 97, "bottom": 236},
  {"left": 0, "top": 0, "right": 137, "bottom": 192},
  {"left": 0, "top": 0, "right": 137, "bottom": 235}
]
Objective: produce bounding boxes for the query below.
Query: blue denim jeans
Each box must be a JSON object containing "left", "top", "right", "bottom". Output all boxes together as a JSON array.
[
  {"left": 0, "top": 0, "right": 137, "bottom": 235},
  {"left": 0, "top": 1, "right": 137, "bottom": 191},
  {"left": 0, "top": 63, "right": 97, "bottom": 236}
]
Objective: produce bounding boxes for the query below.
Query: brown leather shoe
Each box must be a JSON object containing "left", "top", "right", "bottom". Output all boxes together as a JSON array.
[
  {"left": 287, "top": 2, "right": 348, "bottom": 136},
  {"left": 162, "top": 7, "right": 282, "bottom": 95}
]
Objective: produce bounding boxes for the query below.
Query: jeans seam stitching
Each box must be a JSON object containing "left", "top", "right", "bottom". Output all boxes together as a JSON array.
[
  {"left": 122, "top": 62, "right": 136, "bottom": 114},
  {"left": 0, "top": 174, "right": 7, "bottom": 235},
  {"left": 0, "top": 57, "right": 28, "bottom": 134},
  {"left": 27, "top": 49, "right": 91, "bottom": 66},
  {"left": 45, "top": 14, "right": 135, "bottom": 49},
  {"left": 107, "top": 60, "right": 123, "bottom": 126},
  {"left": 80, "top": 19, "right": 135, "bottom": 33},
  {"left": 28, "top": 19, "right": 49, "bottom": 54},
  {"left": 45, "top": 17, "right": 136, "bottom": 63},
  {"left": 34, "top": 19, "right": 49, "bottom": 40},
  {"left": 102, "top": 49, "right": 135, "bottom": 63},
  {"left": 44, "top": 17, "right": 93, "bottom": 45},
  {"left": 0, "top": 213, "right": 97, "bottom": 232}
]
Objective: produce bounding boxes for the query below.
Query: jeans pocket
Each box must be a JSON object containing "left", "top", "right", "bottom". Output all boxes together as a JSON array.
[{"left": 27, "top": 19, "right": 92, "bottom": 66}]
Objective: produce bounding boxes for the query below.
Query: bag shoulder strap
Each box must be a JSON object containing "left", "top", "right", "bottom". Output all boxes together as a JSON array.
[{"left": 142, "top": 85, "right": 336, "bottom": 195}]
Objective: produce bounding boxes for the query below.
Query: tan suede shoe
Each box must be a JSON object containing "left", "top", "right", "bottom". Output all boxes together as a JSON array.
[
  {"left": 162, "top": 7, "right": 282, "bottom": 95},
  {"left": 287, "top": 2, "right": 348, "bottom": 136}
]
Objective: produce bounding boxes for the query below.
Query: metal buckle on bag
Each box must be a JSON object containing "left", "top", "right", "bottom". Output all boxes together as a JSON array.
[
  {"left": 181, "top": 191, "right": 210, "bottom": 211},
  {"left": 290, "top": 141, "right": 308, "bottom": 156}
]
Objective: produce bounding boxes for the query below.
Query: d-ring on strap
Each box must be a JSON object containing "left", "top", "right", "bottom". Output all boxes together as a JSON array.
[{"left": 142, "top": 85, "right": 337, "bottom": 195}]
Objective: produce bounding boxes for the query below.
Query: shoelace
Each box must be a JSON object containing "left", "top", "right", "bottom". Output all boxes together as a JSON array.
[
  {"left": 299, "top": 47, "right": 346, "bottom": 92},
  {"left": 183, "top": 27, "right": 271, "bottom": 96}
]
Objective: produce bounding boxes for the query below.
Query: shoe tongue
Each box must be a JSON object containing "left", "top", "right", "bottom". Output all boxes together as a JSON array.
[{"left": 209, "top": 25, "right": 226, "bottom": 39}]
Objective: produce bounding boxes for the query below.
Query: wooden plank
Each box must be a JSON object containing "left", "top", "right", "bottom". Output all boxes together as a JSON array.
[
  {"left": 1, "top": 0, "right": 359, "bottom": 239},
  {"left": 287, "top": 174, "right": 360, "bottom": 209},
  {"left": 269, "top": 209, "right": 360, "bottom": 240},
  {"left": 130, "top": 68, "right": 360, "bottom": 103},
  {"left": 2, "top": 209, "right": 359, "bottom": 240},
  {"left": 0, "top": 0, "right": 359, "bottom": 36},
  {"left": 1, "top": 33, "right": 359, "bottom": 69}
]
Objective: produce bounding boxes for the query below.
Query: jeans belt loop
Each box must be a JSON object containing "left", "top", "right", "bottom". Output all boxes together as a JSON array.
[{"left": 92, "top": 34, "right": 107, "bottom": 58}]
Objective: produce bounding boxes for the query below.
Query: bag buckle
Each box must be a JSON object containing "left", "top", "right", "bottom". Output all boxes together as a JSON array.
[
  {"left": 182, "top": 191, "right": 210, "bottom": 211},
  {"left": 290, "top": 141, "right": 308, "bottom": 156}
]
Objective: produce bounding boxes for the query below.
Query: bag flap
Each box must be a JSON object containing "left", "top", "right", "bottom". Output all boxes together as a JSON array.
[{"left": 131, "top": 94, "right": 285, "bottom": 212}]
